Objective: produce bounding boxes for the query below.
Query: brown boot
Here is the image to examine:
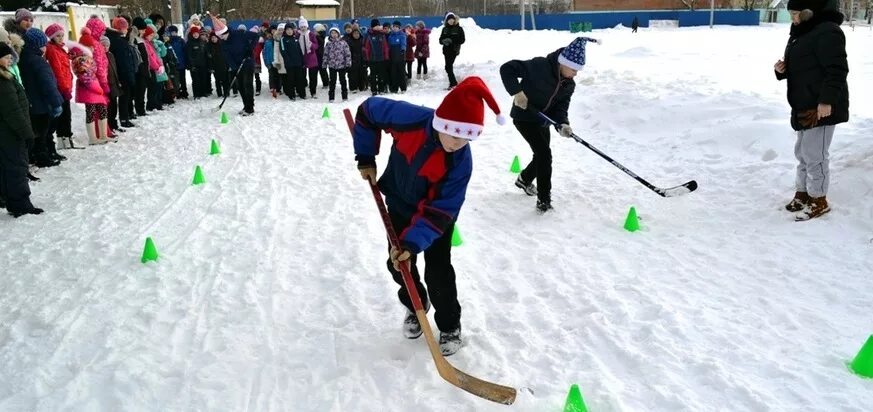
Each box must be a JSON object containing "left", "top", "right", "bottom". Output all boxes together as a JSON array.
[
  {"left": 795, "top": 196, "right": 830, "bottom": 221},
  {"left": 785, "top": 191, "right": 810, "bottom": 212}
]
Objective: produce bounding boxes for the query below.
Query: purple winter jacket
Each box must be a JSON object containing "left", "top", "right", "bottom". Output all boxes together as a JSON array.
[
  {"left": 299, "top": 29, "right": 319, "bottom": 69},
  {"left": 322, "top": 36, "right": 351, "bottom": 69},
  {"left": 415, "top": 28, "right": 430, "bottom": 59}
]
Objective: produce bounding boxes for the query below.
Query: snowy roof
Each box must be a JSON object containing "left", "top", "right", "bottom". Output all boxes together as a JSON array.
[
  {"left": 295, "top": 0, "right": 340, "bottom": 6},
  {"left": 769, "top": 0, "right": 786, "bottom": 8}
]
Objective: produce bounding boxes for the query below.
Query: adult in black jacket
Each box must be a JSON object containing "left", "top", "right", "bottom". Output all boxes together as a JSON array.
[
  {"left": 20, "top": 28, "right": 63, "bottom": 168},
  {"left": 0, "top": 43, "right": 42, "bottom": 217},
  {"left": 439, "top": 12, "right": 465, "bottom": 89},
  {"left": 107, "top": 17, "right": 136, "bottom": 128},
  {"left": 500, "top": 37, "right": 598, "bottom": 213},
  {"left": 775, "top": 0, "right": 849, "bottom": 221},
  {"left": 186, "top": 27, "right": 210, "bottom": 98}
]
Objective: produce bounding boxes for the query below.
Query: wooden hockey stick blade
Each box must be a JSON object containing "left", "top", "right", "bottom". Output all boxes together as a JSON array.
[{"left": 414, "top": 309, "right": 517, "bottom": 405}]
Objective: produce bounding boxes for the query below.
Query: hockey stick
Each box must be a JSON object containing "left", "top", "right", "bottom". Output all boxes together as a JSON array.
[
  {"left": 213, "top": 57, "right": 251, "bottom": 113},
  {"left": 343, "top": 108, "right": 517, "bottom": 405},
  {"left": 537, "top": 112, "right": 697, "bottom": 197}
]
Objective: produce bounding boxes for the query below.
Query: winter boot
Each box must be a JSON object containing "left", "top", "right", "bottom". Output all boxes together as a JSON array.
[
  {"left": 439, "top": 326, "right": 462, "bottom": 356},
  {"left": 121, "top": 120, "right": 136, "bottom": 128},
  {"left": 401, "top": 301, "right": 430, "bottom": 339},
  {"left": 515, "top": 176, "right": 537, "bottom": 196},
  {"left": 416, "top": 73, "right": 422, "bottom": 80},
  {"left": 10, "top": 206, "right": 44, "bottom": 218},
  {"left": 795, "top": 196, "right": 830, "bottom": 221},
  {"left": 423, "top": 73, "right": 429, "bottom": 80},
  {"left": 785, "top": 191, "right": 810, "bottom": 212},
  {"left": 536, "top": 199, "right": 553, "bottom": 214}
]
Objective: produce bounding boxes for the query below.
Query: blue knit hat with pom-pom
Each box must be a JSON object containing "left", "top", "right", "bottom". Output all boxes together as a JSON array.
[
  {"left": 558, "top": 36, "right": 601, "bottom": 71},
  {"left": 23, "top": 28, "right": 48, "bottom": 49}
]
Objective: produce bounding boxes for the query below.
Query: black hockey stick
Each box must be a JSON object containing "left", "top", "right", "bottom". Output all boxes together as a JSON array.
[{"left": 538, "top": 112, "right": 698, "bottom": 198}]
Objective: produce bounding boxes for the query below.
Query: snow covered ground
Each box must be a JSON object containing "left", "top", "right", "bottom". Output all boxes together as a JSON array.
[{"left": 1, "top": 21, "right": 872, "bottom": 412}]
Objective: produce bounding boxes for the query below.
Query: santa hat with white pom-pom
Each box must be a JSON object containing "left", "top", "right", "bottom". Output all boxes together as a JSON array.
[{"left": 432, "top": 76, "right": 505, "bottom": 141}]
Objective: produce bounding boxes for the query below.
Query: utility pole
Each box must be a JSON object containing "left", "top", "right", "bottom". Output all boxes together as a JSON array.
[
  {"left": 520, "top": 0, "right": 525, "bottom": 30},
  {"left": 171, "top": 0, "right": 183, "bottom": 25},
  {"left": 710, "top": 0, "right": 715, "bottom": 28},
  {"left": 351, "top": 0, "right": 355, "bottom": 19}
]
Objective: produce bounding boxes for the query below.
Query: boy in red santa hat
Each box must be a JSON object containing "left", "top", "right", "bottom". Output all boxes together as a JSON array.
[{"left": 352, "top": 76, "right": 504, "bottom": 356}]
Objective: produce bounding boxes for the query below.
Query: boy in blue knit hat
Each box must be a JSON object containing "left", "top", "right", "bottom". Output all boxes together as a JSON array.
[{"left": 499, "top": 36, "right": 600, "bottom": 213}]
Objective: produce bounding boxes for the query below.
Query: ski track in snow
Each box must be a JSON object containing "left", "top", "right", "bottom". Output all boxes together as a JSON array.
[{"left": 1, "top": 22, "right": 872, "bottom": 411}]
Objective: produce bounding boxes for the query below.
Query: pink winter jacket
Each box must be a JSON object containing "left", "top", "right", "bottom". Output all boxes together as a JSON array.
[
  {"left": 68, "top": 41, "right": 106, "bottom": 105},
  {"left": 82, "top": 18, "right": 110, "bottom": 98},
  {"left": 300, "top": 30, "right": 319, "bottom": 69},
  {"left": 143, "top": 38, "right": 163, "bottom": 75}
]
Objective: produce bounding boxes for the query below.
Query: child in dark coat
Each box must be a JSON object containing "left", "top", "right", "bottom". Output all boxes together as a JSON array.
[
  {"left": 364, "top": 20, "right": 389, "bottom": 95},
  {"left": 20, "top": 28, "right": 63, "bottom": 166},
  {"left": 352, "top": 77, "right": 505, "bottom": 356},
  {"left": 0, "top": 43, "right": 42, "bottom": 217},
  {"left": 208, "top": 32, "right": 229, "bottom": 97},
  {"left": 404, "top": 24, "right": 416, "bottom": 82},
  {"left": 414, "top": 21, "right": 430, "bottom": 80},
  {"left": 280, "top": 23, "right": 307, "bottom": 100},
  {"left": 387, "top": 21, "right": 407, "bottom": 93},
  {"left": 186, "top": 27, "right": 209, "bottom": 98},
  {"left": 346, "top": 27, "right": 366, "bottom": 93}
]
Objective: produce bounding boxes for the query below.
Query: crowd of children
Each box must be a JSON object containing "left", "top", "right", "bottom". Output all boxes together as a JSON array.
[{"left": 0, "top": 9, "right": 466, "bottom": 218}]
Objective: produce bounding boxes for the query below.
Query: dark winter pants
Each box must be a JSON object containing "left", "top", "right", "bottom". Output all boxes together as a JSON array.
[
  {"left": 406, "top": 61, "right": 413, "bottom": 79},
  {"left": 214, "top": 69, "right": 230, "bottom": 98},
  {"left": 369, "top": 61, "right": 388, "bottom": 94},
  {"left": 55, "top": 100, "right": 72, "bottom": 138},
  {"left": 318, "top": 66, "right": 329, "bottom": 88},
  {"left": 177, "top": 68, "right": 188, "bottom": 97},
  {"left": 307, "top": 67, "right": 319, "bottom": 96},
  {"left": 134, "top": 72, "right": 148, "bottom": 115},
  {"left": 389, "top": 61, "right": 407, "bottom": 93},
  {"left": 118, "top": 82, "right": 132, "bottom": 122},
  {"left": 444, "top": 52, "right": 458, "bottom": 87},
  {"left": 328, "top": 68, "right": 348, "bottom": 101},
  {"left": 0, "top": 141, "right": 34, "bottom": 213},
  {"left": 29, "top": 114, "right": 55, "bottom": 164},
  {"left": 515, "top": 121, "right": 552, "bottom": 202},
  {"left": 237, "top": 66, "right": 255, "bottom": 114},
  {"left": 254, "top": 70, "right": 262, "bottom": 94},
  {"left": 108, "top": 93, "right": 119, "bottom": 130},
  {"left": 349, "top": 63, "right": 366, "bottom": 91},
  {"left": 283, "top": 68, "right": 307, "bottom": 99},
  {"left": 147, "top": 74, "right": 162, "bottom": 110},
  {"left": 191, "top": 67, "right": 211, "bottom": 97},
  {"left": 268, "top": 67, "right": 280, "bottom": 92},
  {"left": 386, "top": 211, "right": 461, "bottom": 333},
  {"left": 416, "top": 57, "right": 428, "bottom": 75}
]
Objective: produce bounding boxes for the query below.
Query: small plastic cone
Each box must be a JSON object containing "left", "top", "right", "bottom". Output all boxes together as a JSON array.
[
  {"left": 510, "top": 156, "right": 521, "bottom": 173},
  {"left": 451, "top": 226, "right": 463, "bottom": 247},
  {"left": 563, "top": 384, "right": 589, "bottom": 412},
  {"left": 220, "top": 111, "right": 229, "bottom": 124},
  {"left": 210, "top": 139, "right": 221, "bottom": 155},
  {"left": 850, "top": 335, "right": 873, "bottom": 378},
  {"left": 322, "top": 107, "right": 330, "bottom": 119},
  {"left": 624, "top": 207, "right": 640, "bottom": 232},
  {"left": 141, "top": 237, "right": 159, "bottom": 263},
  {"left": 192, "top": 165, "right": 206, "bottom": 185}
]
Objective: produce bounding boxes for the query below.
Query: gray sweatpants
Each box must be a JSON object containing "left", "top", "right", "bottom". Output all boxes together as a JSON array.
[{"left": 795, "top": 125, "right": 835, "bottom": 198}]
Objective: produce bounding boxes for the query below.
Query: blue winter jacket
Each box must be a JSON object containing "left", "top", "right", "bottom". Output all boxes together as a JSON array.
[
  {"left": 221, "top": 30, "right": 259, "bottom": 71},
  {"left": 19, "top": 43, "right": 63, "bottom": 115},
  {"left": 387, "top": 30, "right": 407, "bottom": 62},
  {"left": 167, "top": 35, "right": 186, "bottom": 70},
  {"left": 263, "top": 38, "right": 275, "bottom": 66},
  {"left": 353, "top": 97, "right": 472, "bottom": 254},
  {"left": 280, "top": 34, "right": 303, "bottom": 68}
]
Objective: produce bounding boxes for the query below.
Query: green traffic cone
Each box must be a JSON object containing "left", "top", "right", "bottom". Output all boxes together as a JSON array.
[
  {"left": 850, "top": 335, "right": 873, "bottom": 378},
  {"left": 563, "top": 384, "right": 589, "bottom": 412},
  {"left": 141, "top": 237, "right": 159, "bottom": 263},
  {"left": 322, "top": 106, "right": 330, "bottom": 119},
  {"left": 451, "top": 225, "right": 463, "bottom": 247},
  {"left": 624, "top": 206, "right": 640, "bottom": 232},
  {"left": 192, "top": 165, "right": 206, "bottom": 185},
  {"left": 510, "top": 155, "right": 521, "bottom": 173},
  {"left": 210, "top": 139, "right": 221, "bottom": 155},
  {"left": 220, "top": 111, "right": 229, "bottom": 124}
]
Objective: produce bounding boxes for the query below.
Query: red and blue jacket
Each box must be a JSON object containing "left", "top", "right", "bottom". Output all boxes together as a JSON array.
[{"left": 354, "top": 97, "right": 472, "bottom": 254}]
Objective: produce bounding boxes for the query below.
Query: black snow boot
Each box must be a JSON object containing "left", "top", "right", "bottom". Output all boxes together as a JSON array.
[{"left": 439, "top": 326, "right": 462, "bottom": 356}]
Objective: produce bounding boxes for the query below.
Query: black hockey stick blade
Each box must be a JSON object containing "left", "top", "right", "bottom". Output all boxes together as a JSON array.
[{"left": 657, "top": 180, "right": 698, "bottom": 197}]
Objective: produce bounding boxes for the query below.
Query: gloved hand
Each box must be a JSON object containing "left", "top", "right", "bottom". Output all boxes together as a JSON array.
[
  {"left": 156, "top": 66, "right": 165, "bottom": 76},
  {"left": 512, "top": 91, "right": 528, "bottom": 110},
  {"left": 50, "top": 105, "right": 62, "bottom": 118},
  {"left": 559, "top": 124, "right": 573, "bottom": 138},
  {"left": 390, "top": 247, "right": 412, "bottom": 271},
  {"left": 798, "top": 109, "right": 818, "bottom": 128},
  {"left": 441, "top": 38, "right": 452, "bottom": 46},
  {"left": 272, "top": 61, "right": 281, "bottom": 68},
  {"left": 61, "top": 90, "right": 73, "bottom": 101},
  {"left": 358, "top": 164, "right": 377, "bottom": 184}
]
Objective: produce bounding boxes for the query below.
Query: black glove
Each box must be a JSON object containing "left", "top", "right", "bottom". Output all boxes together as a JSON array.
[{"left": 441, "top": 38, "right": 452, "bottom": 46}]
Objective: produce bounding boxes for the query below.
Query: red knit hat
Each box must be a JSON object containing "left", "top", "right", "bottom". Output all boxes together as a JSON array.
[
  {"left": 112, "top": 16, "right": 129, "bottom": 32},
  {"left": 45, "top": 24, "right": 64, "bottom": 39},
  {"left": 190, "top": 26, "right": 201, "bottom": 35},
  {"left": 143, "top": 26, "right": 156, "bottom": 38},
  {"left": 432, "top": 76, "right": 505, "bottom": 140}
]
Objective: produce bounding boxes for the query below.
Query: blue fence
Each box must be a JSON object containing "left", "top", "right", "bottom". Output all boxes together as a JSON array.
[{"left": 212, "top": 10, "right": 759, "bottom": 33}]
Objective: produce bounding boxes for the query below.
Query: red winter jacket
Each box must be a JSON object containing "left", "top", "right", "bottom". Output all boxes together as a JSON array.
[
  {"left": 405, "top": 33, "right": 416, "bottom": 62},
  {"left": 414, "top": 28, "right": 430, "bottom": 59},
  {"left": 45, "top": 41, "right": 73, "bottom": 100}
]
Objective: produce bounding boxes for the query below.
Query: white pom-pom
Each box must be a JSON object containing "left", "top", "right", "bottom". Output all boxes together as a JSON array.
[
  {"left": 496, "top": 113, "right": 507, "bottom": 125},
  {"left": 595, "top": 38, "right": 603, "bottom": 45}
]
